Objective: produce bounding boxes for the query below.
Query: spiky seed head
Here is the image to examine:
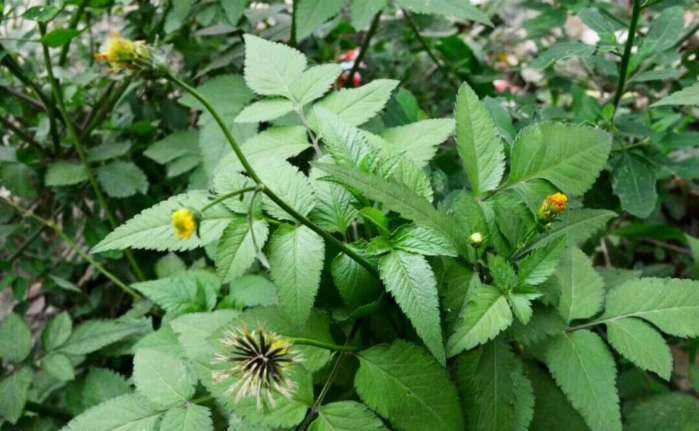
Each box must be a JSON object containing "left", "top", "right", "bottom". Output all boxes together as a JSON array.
[{"left": 212, "top": 326, "right": 300, "bottom": 410}]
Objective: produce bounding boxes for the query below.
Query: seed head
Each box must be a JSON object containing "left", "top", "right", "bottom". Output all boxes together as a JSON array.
[
  {"left": 171, "top": 208, "right": 198, "bottom": 240},
  {"left": 95, "top": 33, "right": 153, "bottom": 73},
  {"left": 212, "top": 327, "right": 300, "bottom": 410}
]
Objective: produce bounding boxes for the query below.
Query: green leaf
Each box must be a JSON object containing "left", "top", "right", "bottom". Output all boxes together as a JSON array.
[
  {"left": 58, "top": 318, "right": 151, "bottom": 355},
  {"left": 63, "top": 393, "right": 163, "bottom": 431},
  {"left": 506, "top": 123, "right": 611, "bottom": 196},
  {"left": 216, "top": 126, "right": 311, "bottom": 174},
  {"left": 45, "top": 161, "right": 87, "bottom": 186},
  {"left": 144, "top": 131, "right": 197, "bottom": 164},
  {"left": 82, "top": 368, "right": 131, "bottom": 410},
  {"left": 600, "top": 278, "right": 699, "bottom": 337},
  {"left": 134, "top": 325, "right": 185, "bottom": 358},
  {"left": 354, "top": 340, "right": 464, "bottom": 431},
  {"left": 625, "top": 392, "right": 699, "bottom": 431},
  {"left": 511, "top": 306, "right": 566, "bottom": 347},
  {"left": 269, "top": 224, "right": 325, "bottom": 326},
  {"left": 132, "top": 271, "right": 221, "bottom": 315},
  {"left": 309, "top": 179, "right": 358, "bottom": 234},
  {"left": 216, "top": 217, "right": 269, "bottom": 282},
  {"left": 0, "top": 313, "right": 32, "bottom": 363},
  {"left": 313, "top": 108, "right": 373, "bottom": 167},
  {"left": 42, "top": 311, "right": 72, "bottom": 351},
  {"left": 243, "top": 34, "right": 306, "bottom": 98},
  {"left": 220, "top": 0, "right": 246, "bottom": 25},
  {"left": 488, "top": 254, "right": 517, "bottom": 291},
  {"left": 309, "top": 401, "right": 387, "bottom": 431},
  {"left": 543, "top": 330, "right": 621, "bottom": 431},
  {"left": 508, "top": 293, "right": 540, "bottom": 325},
  {"left": 379, "top": 251, "right": 445, "bottom": 364},
  {"left": 518, "top": 238, "right": 565, "bottom": 286},
  {"left": 154, "top": 253, "right": 187, "bottom": 278},
  {"left": 292, "top": 64, "right": 344, "bottom": 106},
  {"left": 97, "top": 160, "right": 149, "bottom": 198},
  {"left": 611, "top": 153, "right": 657, "bottom": 218},
  {"left": 41, "top": 28, "right": 80, "bottom": 47},
  {"left": 447, "top": 282, "right": 513, "bottom": 357},
  {"left": 455, "top": 340, "right": 531, "bottom": 431},
  {"left": 526, "top": 363, "right": 588, "bottom": 431},
  {"left": 179, "top": 74, "right": 253, "bottom": 115},
  {"left": 295, "top": 0, "right": 346, "bottom": 41},
  {"left": 652, "top": 82, "right": 699, "bottom": 107},
  {"left": 316, "top": 163, "right": 461, "bottom": 251},
  {"left": 639, "top": 6, "right": 684, "bottom": 55},
  {"left": 170, "top": 310, "right": 238, "bottom": 364},
  {"left": 524, "top": 209, "right": 615, "bottom": 252},
  {"left": 235, "top": 98, "right": 295, "bottom": 123},
  {"left": 351, "top": 0, "right": 386, "bottom": 30},
  {"left": 42, "top": 353, "right": 75, "bottom": 381},
  {"left": 223, "top": 275, "right": 278, "bottom": 308},
  {"left": 331, "top": 251, "right": 380, "bottom": 308},
  {"left": 395, "top": 0, "right": 491, "bottom": 25},
  {"left": 606, "top": 318, "right": 672, "bottom": 380},
  {"left": 259, "top": 161, "right": 316, "bottom": 221},
  {"left": 381, "top": 119, "right": 455, "bottom": 168},
  {"left": 391, "top": 225, "right": 457, "bottom": 257},
  {"left": 578, "top": 8, "right": 622, "bottom": 47},
  {"left": 160, "top": 404, "right": 213, "bottom": 431},
  {"left": 92, "top": 190, "right": 231, "bottom": 253},
  {"left": 553, "top": 247, "right": 604, "bottom": 323},
  {"left": 1, "top": 163, "right": 38, "bottom": 199},
  {"left": 0, "top": 368, "right": 32, "bottom": 424},
  {"left": 530, "top": 42, "right": 596, "bottom": 69},
  {"left": 311, "top": 79, "right": 399, "bottom": 127},
  {"left": 164, "top": 0, "right": 193, "bottom": 32},
  {"left": 87, "top": 141, "right": 131, "bottom": 162},
  {"left": 455, "top": 82, "right": 504, "bottom": 196},
  {"left": 133, "top": 349, "right": 196, "bottom": 407}
]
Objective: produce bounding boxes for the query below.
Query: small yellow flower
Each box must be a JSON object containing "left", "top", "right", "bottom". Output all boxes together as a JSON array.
[
  {"left": 469, "top": 232, "right": 484, "bottom": 245},
  {"left": 538, "top": 193, "right": 568, "bottom": 221},
  {"left": 171, "top": 208, "right": 197, "bottom": 240},
  {"left": 95, "top": 33, "right": 151, "bottom": 71}
]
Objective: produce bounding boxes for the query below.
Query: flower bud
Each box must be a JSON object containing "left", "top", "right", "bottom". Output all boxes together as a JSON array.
[
  {"left": 469, "top": 232, "right": 484, "bottom": 245},
  {"left": 95, "top": 33, "right": 153, "bottom": 72},
  {"left": 538, "top": 192, "right": 568, "bottom": 221},
  {"left": 171, "top": 208, "right": 198, "bottom": 240}
]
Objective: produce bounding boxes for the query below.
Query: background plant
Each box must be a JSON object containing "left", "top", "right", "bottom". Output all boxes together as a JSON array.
[{"left": 1, "top": 1, "right": 699, "bottom": 430}]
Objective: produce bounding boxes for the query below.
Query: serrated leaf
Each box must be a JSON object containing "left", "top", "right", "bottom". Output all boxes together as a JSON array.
[
  {"left": 144, "top": 131, "right": 197, "bottom": 164},
  {"left": 220, "top": 0, "right": 246, "bottom": 25},
  {"left": 62, "top": 393, "right": 163, "bottom": 431},
  {"left": 42, "top": 353, "right": 75, "bottom": 381},
  {"left": 87, "top": 141, "right": 131, "bottom": 162},
  {"left": 524, "top": 209, "right": 615, "bottom": 252},
  {"left": 354, "top": 340, "right": 464, "bottom": 431},
  {"left": 235, "top": 98, "right": 295, "bottom": 123},
  {"left": 625, "top": 392, "right": 699, "bottom": 431},
  {"left": 0, "top": 313, "right": 32, "bottom": 363},
  {"left": 639, "top": 6, "right": 684, "bottom": 55},
  {"left": 309, "top": 180, "right": 359, "bottom": 234},
  {"left": 316, "top": 163, "right": 462, "bottom": 252},
  {"left": 543, "top": 330, "right": 621, "bottom": 431},
  {"left": 447, "top": 282, "right": 513, "bottom": 357},
  {"left": 351, "top": 0, "right": 386, "bottom": 30},
  {"left": 518, "top": 238, "right": 565, "bottom": 285},
  {"left": 160, "top": 404, "right": 213, "bottom": 431},
  {"left": 258, "top": 161, "right": 316, "bottom": 221},
  {"left": 92, "top": 190, "right": 231, "bottom": 253},
  {"left": 309, "top": 401, "right": 387, "bottom": 431},
  {"left": 243, "top": 34, "right": 306, "bottom": 98},
  {"left": 531, "top": 42, "right": 596, "bottom": 69},
  {"left": 295, "top": 0, "right": 346, "bottom": 41},
  {"left": 381, "top": 119, "right": 455, "bottom": 168},
  {"left": 553, "top": 247, "right": 604, "bottom": 323},
  {"left": 611, "top": 153, "right": 657, "bottom": 218},
  {"left": 311, "top": 79, "right": 399, "bottom": 127},
  {"left": 292, "top": 64, "right": 344, "bottom": 105},
  {"left": 42, "top": 311, "right": 72, "bottom": 352},
  {"left": 82, "top": 368, "right": 131, "bottom": 410},
  {"left": 511, "top": 306, "right": 566, "bottom": 347},
  {"left": 132, "top": 271, "right": 221, "bottom": 315},
  {"left": 526, "top": 363, "right": 588, "bottom": 431},
  {"left": 179, "top": 74, "right": 254, "bottom": 115},
  {"left": 97, "top": 160, "right": 148, "bottom": 198},
  {"left": 133, "top": 349, "right": 196, "bottom": 407},
  {"left": 269, "top": 224, "right": 325, "bottom": 326},
  {"left": 606, "top": 318, "right": 672, "bottom": 380},
  {"left": 314, "top": 108, "right": 374, "bottom": 167},
  {"left": 391, "top": 224, "right": 457, "bottom": 257},
  {"left": 395, "top": 0, "right": 491, "bottom": 25},
  {"left": 455, "top": 82, "right": 504, "bottom": 196},
  {"left": 58, "top": 318, "right": 151, "bottom": 355},
  {"left": 380, "top": 251, "right": 445, "bottom": 364},
  {"left": 652, "top": 82, "right": 699, "bottom": 107},
  {"left": 506, "top": 123, "right": 611, "bottom": 196},
  {"left": 217, "top": 217, "right": 269, "bottom": 282},
  {"left": 223, "top": 275, "right": 278, "bottom": 308},
  {"left": 331, "top": 251, "right": 380, "bottom": 308},
  {"left": 0, "top": 368, "right": 32, "bottom": 424},
  {"left": 45, "top": 161, "right": 87, "bottom": 186},
  {"left": 599, "top": 278, "right": 699, "bottom": 337},
  {"left": 170, "top": 310, "right": 238, "bottom": 364}
]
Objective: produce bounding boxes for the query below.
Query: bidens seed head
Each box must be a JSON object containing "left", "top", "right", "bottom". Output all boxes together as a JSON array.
[
  {"left": 171, "top": 208, "right": 198, "bottom": 240},
  {"left": 95, "top": 33, "right": 152, "bottom": 72},
  {"left": 538, "top": 192, "right": 568, "bottom": 221}
]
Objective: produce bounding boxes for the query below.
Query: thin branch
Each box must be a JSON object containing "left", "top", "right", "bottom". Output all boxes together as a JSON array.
[
  {"left": 59, "top": 0, "right": 89, "bottom": 66},
  {"left": 200, "top": 186, "right": 258, "bottom": 213},
  {"left": 0, "top": 85, "right": 45, "bottom": 111},
  {"left": 348, "top": 11, "right": 382, "bottom": 81},
  {"left": 0, "top": 116, "right": 41, "bottom": 150},
  {"left": 290, "top": 0, "right": 299, "bottom": 46},
  {"left": 611, "top": 0, "right": 641, "bottom": 118}
]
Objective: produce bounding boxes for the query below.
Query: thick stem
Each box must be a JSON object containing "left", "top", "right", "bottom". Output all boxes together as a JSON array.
[
  {"left": 165, "top": 72, "right": 380, "bottom": 279},
  {"left": 348, "top": 11, "right": 382, "bottom": 81},
  {"left": 290, "top": 0, "right": 299, "bottom": 46},
  {"left": 39, "top": 24, "right": 146, "bottom": 281},
  {"left": 611, "top": 0, "right": 641, "bottom": 118}
]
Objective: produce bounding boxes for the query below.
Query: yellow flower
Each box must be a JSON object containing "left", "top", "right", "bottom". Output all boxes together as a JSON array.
[
  {"left": 95, "top": 33, "right": 151, "bottom": 71},
  {"left": 171, "top": 208, "right": 197, "bottom": 240},
  {"left": 538, "top": 192, "right": 568, "bottom": 221}
]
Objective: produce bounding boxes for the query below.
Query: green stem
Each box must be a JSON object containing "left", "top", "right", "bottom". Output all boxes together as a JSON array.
[
  {"left": 39, "top": 24, "right": 146, "bottom": 282},
  {"left": 348, "top": 11, "right": 382, "bottom": 81},
  {"left": 611, "top": 0, "right": 641, "bottom": 118},
  {"left": 290, "top": 337, "right": 360, "bottom": 352},
  {"left": 2, "top": 196, "right": 140, "bottom": 300},
  {"left": 164, "top": 72, "right": 380, "bottom": 279},
  {"left": 0, "top": 116, "right": 42, "bottom": 150},
  {"left": 200, "top": 186, "right": 258, "bottom": 213},
  {"left": 290, "top": 0, "right": 298, "bottom": 46},
  {"left": 59, "top": 0, "right": 88, "bottom": 66}
]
